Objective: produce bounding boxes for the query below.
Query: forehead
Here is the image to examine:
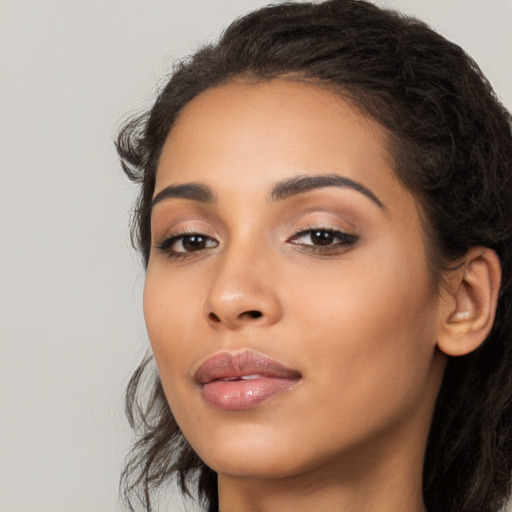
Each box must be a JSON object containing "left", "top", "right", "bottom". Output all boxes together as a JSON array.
[{"left": 155, "top": 79, "right": 403, "bottom": 205}]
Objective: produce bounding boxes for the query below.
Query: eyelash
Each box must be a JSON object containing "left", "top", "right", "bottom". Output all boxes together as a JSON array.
[
  {"left": 288, "top": 228, "right": 358, "bottom": 254},
  {"left": 155, "top": 228, "right": 358, "bottom": 260},
  {"left": 156, "top": 231, "right": 218, "bottom": 260}
]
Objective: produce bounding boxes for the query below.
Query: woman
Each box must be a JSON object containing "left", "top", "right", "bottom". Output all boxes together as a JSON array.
[{"left": 116, "top": 1, "right": 512, "bottom": 511}]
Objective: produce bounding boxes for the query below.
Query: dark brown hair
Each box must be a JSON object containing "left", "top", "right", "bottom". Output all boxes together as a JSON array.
[{"left": 116, "top": 1, "right": 512, "bottom": 511}]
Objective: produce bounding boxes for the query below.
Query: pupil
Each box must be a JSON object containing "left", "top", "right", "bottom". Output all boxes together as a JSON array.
[
  {"left": 312, "top": 230, "right": 333, "bottom": 246},
  {"left": 183, "top": 235, "right": 206, "bottom": 251}
]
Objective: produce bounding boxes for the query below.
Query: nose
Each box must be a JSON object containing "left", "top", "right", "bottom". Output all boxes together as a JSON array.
[{"left": 203, "top": 245, "right": 283, "bottom": 330}]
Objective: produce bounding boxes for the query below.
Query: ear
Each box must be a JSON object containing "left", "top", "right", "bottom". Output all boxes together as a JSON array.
[{"left": 437, "top": 247, "right": 501, "bottom": 357}]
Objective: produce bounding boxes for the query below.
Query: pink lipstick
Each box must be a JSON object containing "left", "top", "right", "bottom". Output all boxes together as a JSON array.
[{"left": 195, "top": 350, "right": 301, "bottom": 410}]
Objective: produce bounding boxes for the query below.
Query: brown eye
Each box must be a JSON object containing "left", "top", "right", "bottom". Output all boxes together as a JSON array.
[
  {"left": 288, "top": 228, "right": 358, "bottom": 253},
  {"left": 156, "top": 233, "right": 218, "bottom": 257},
  {"left": 310, "top": 230, "right": 335, "bottom": 246},
  {"left": 181, "top": 235, "right": 208, "bottom": 251}
]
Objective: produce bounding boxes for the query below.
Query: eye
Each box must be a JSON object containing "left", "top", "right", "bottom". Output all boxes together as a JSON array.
[
  {"left": 156, "top": 232, "right": 218, "bottom": 258},
  {"left": 288, "top": 228, "right": 358, "bottom": 253}
]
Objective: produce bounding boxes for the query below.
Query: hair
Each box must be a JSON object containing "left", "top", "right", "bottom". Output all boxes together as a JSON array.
[{"left": 115, "top": 1, "right": 512, "bottom": 511}]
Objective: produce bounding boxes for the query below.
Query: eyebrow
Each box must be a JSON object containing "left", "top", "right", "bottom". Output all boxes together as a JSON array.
[
  {"left": 270, "top": 174, "right": 384, "bottom": 208},
  {"left": 151, "top": 173, "right": 384, "bottom": 211},
  {"left": 151, "top": 183, "right": 216, "bottom": 209}
]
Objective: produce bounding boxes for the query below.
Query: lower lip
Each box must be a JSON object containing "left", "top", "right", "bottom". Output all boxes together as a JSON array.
[{"left": 201, "top": 377, "right": 299, "bottom": 410}]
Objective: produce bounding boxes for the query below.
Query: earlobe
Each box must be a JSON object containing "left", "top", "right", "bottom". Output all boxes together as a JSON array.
[{"left": 437, "top": 248, "right": 501, "bottom": 357}]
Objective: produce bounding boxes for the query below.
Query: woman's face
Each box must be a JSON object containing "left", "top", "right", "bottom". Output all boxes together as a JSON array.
[{"left": 144, "top": 80, "right": 446, "bottom": 482}]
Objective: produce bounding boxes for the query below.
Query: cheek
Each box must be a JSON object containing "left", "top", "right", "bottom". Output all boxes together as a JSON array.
[
  {"left": 142, "top": 268, "right": 209, "bottom": 440},
  {"left": 142, "top": 266, "right": 200, "bottom": 385},
  {"left": 288, "top": 245, "right": 438, "bottom": 420}
]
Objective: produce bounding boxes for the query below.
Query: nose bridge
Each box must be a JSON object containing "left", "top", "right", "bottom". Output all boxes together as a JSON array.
[{"left": 204, "top": 235, "right": 282, "bottom": 329}]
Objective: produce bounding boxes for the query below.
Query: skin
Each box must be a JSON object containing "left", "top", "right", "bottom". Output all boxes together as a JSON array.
[{"left": 144, "top": 79, "right": 450, "bottom": 512}]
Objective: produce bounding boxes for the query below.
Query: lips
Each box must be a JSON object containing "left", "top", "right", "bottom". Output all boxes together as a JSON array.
[{"left": 195, "top": 350, "right": 301, "bottom": 410}]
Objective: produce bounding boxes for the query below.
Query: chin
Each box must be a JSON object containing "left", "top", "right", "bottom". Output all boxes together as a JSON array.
[
  {"left": 188, "top": 424, "right": 309, "bottom": 479},
  {"left": 206, "top": 451, "right": 306, "bottom": 480}
]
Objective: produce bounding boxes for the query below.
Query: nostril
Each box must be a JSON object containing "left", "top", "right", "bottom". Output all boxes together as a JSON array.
[
  {"left": 208, "top": 310, "right": 263, "bottom": 324},
  {"left": 246, "top": 310, "right": 263, "bottom": 319},
  {"left": 209, "top": 312, "right": 221, "bottom": 322}
]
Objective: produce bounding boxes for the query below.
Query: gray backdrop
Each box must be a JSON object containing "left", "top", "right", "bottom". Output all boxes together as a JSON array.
[{"left": 1, "top": 1, "right": 510, "bottom": 511}]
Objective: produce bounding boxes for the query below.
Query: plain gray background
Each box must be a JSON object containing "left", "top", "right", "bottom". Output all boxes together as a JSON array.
[{"left": 1, "top": 1, "right": 511, "bottom": 511}]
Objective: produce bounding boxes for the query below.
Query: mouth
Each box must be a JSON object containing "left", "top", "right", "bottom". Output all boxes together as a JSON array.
[{"left": 195, "top": 350, "right": 302, "bottom": 410}]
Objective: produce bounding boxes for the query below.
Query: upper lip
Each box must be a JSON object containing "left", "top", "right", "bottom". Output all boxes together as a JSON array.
[{"left": 195, "top": 350, "right": 302, "bottom": 385}]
